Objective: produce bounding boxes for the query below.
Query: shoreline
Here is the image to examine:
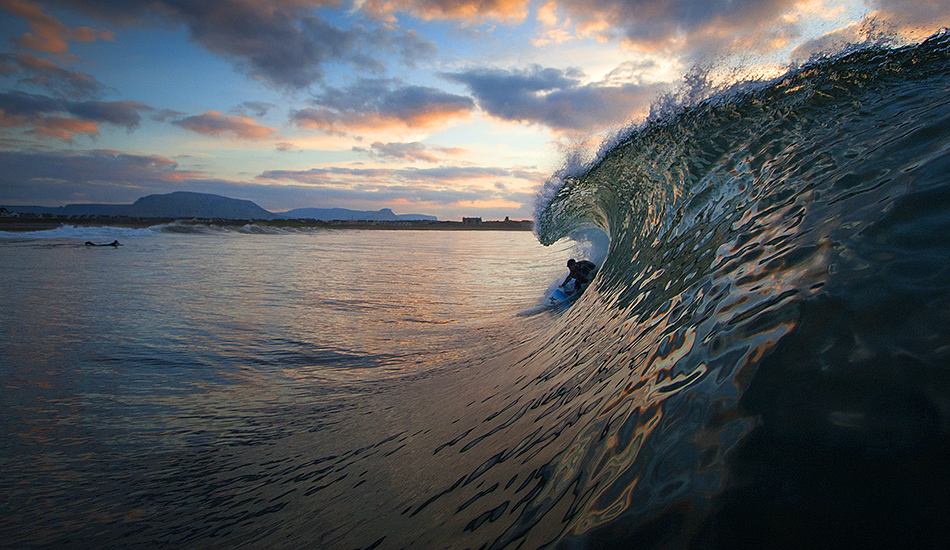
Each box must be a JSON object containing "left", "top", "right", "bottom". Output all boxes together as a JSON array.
[{"left": 0, "top": 216, "right": 535, "bottom": 232}]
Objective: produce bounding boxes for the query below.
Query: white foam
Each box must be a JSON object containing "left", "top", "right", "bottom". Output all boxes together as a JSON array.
[{"left": 0, "top": 224, "right": 162, "bottom": 240}]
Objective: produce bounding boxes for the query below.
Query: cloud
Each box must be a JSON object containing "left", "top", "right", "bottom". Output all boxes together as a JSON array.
[
  {"left": 352, "top": 141, "right": 466, "bottom": 163},
  {"left": 0, "top": 148, "right": 300, "bottom": 207},
  {"left": 42, "top": 0, "right": 438, "bottom": 89},
  {"left": 256, "top": 163, "right": 543, "bottom": 216},
  {"left": 0, "top": 149, "right": 183, "bottom": 203},
  {"left": 0, "top": 148, "right": 306, "bottom": 208},
  {"left": 444, "top": 64, "right": 665, "bottom": 132},
  {"left": 0, "top": 91, "right": 152, "bottom": 127},
  {"left": 0, "top": 149, "right": 537, "bottom": 218},
  {"left": 68, "top": 100, "right": 153, "bottom": 128},
  {"left": 172, "top": 111, "right": 279, "bottom": 140},
  {"left": 1, "top": 0, "right": 114, "bottom": 54},
  {"left": 181, "top": 3, "right": 352, "bottom": 88},
  {"left": 532, "top": 0, "right": 613, "bottom": 46},
  {"left": 291, "top": 79, "right": 475, "bottom": 134},
  {"left": 20, "top": 115, "right": 99, "bottom": 140},
  {"left": 231, "top": 101, "right": 277, "bottom": 118},
  {"left": 391, "top": 29, "right": 439, "bottom": 65},
  {"left": 0, "top": 90, "right": 156, "bottom": 141},
  {"left": 246, "top": 177, "right": 537, "bottom": 218},
  {"left": 0, "top": 52, "right": 109, "bottom": 98},
  {"left": 542, "top": 0, "right": 848, "bottom": 63},
  {"left": 259, "top": 164, "right": 544, "bottom": 188},
  {"left": 359, "top": 0, "right": 530, "bottom": 23},
  {"left": 148, "top": 108, "right": 185, "bottom": 123},
  {"left": 0, "top": 90, "right": 62, "bottom": 116}
]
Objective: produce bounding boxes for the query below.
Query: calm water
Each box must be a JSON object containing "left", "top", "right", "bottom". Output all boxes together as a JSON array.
[{"left": 0, "top": 228, "right": 577, "bottom": 549}]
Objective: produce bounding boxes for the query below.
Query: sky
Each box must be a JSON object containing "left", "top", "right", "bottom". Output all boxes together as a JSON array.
[{"left": 1, "top": 0, "right": 948, "bottom": 220}]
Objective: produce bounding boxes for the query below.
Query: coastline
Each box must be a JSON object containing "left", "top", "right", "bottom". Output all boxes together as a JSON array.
[{"left": 0, "top": 215, "right": 535, "bottom": 232}]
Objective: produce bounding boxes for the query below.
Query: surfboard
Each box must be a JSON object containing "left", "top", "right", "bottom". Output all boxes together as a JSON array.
[
  {"left": 547, "top": 280, "right": 580, "bottom": 306},
  {"left": 519, "top": 278, "right": 591, "bottom": 317},
  {"left": 547, "top": 266, "right": 599, "bottom": 306}
]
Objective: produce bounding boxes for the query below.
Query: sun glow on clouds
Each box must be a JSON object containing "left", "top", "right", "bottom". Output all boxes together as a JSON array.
[
  {"left": 1, "top": 0, "right": 949, "bottom": 218},
  {"left": 172, "top": 111, "right": 279, "bottom": 140},
  {"left": 361, "top": 0, "right": 529, "bottom": 23},
  {"left": 22, "top": 115, "right": 98, "bottom": 141},
  {"left": 354, "top": 141, "right": 467, "bottom": 163},
  {"left": 533, "top": 1, "right": 612, "bottom": 47},
  {"left": 290, "top": 79, "right": 476, "bottom": 138},
  {"left": 1, "top": 0, "right": 114, "bottom": 54},
  {"left": 785, "top": 0, "right": 848, "bottom": 22}
]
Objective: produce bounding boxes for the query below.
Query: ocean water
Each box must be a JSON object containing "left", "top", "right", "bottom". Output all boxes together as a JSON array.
[
  {"left": 0, "top": 227, "right": 584, "bottom": 548},
  {"left": 4, "top": 32, "right": 950, "bottom": 550}
]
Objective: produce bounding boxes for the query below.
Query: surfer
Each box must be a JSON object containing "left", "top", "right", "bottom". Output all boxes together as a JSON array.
[
  {"left": 561, "top": 259, "right": 596, "bottom": 293},
  {"left": 85, "top": 240, "right": 121, "bottom": 247}
]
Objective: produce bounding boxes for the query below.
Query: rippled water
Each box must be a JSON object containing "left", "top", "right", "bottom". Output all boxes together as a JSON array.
[
  {"left": 0, "top": 229, "right": 578, "bottom": 549},
  {"left": 5, "top": 32, "right": 950, "bottom": 550},
  {"left": 531, "top": 32, "right": 950, "bottom": 549}
]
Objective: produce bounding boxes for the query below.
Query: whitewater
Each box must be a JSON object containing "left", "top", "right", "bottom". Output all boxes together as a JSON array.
[{"left": 3, "top": 31, "right": 950, "bottom": 549}]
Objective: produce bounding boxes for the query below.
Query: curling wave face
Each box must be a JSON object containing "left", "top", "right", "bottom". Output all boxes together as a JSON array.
[{"left": 520, "top": 31, "right": 950, "bottom": 548}]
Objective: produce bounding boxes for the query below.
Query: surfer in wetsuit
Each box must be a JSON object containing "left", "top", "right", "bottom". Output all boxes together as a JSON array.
[
  {"left": 85, "top": 240, "right": 121, "bottom": 247},
  {"left": 560, "top": 259, "right": 596, "bottom": 293}
]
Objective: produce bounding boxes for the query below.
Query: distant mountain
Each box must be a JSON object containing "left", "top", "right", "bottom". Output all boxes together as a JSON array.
[
  {"left": 125, "top": 191, "right": 277, "bottom": 220},
  {"left": 2, "top": 191, "right": 439, "bottom": 221},
  {"left": 279, "top": 207, "right": 437, "bottom": 221},
  {"left": 1, "top": 192, "right": 276, "bottom": 220}
]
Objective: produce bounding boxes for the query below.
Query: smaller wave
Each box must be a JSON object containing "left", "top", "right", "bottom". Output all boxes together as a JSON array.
[
  {"left": 155, "top": 222, "right": 330, "bottom": 235},
  {"left": 0, "top": 224, "right": 161, "bottom": 240},
  {"left": 1, "top": 220, "right": 335, "bottom": 239}
]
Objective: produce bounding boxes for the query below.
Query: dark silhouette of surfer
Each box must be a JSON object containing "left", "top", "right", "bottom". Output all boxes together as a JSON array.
[
  {"left": 85, "top": 240, "right": 121, "bottom": 247},
  {"left": 561, "top": 259, "right": 596, "bottom": 292}
]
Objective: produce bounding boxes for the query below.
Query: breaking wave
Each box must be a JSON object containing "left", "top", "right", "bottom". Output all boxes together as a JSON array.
[{"left": 474, "top": 31, "right": 950, "bottom": 548}]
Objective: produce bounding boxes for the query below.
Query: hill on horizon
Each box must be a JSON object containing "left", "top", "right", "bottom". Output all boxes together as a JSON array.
[
  {"left": 2, "top": 191, "right": 440, "bottom": 222},
  {"left": 126, "top": 191, "right": 278, "bottom": 220},
  {"left": 279, "top": 207, "right": 437, "bottom": 221}
]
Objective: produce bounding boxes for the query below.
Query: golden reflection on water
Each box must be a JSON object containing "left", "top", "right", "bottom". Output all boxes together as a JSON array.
[{"left": 0, "top": 230, "right": 577, "bottom": 547}]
